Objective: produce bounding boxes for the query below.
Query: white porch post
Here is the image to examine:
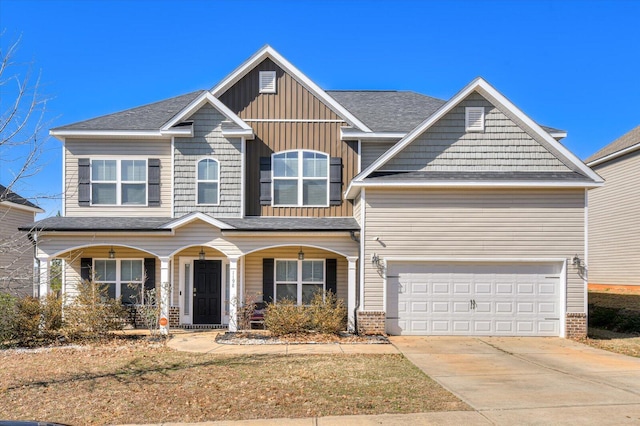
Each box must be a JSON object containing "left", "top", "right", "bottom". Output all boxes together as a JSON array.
[
  {"left": 228, "top": 257, "right": 239, "bottom": 332},
  {"left": 347, "top": 256, "right": 358, "bottom": 332},
  {"left": 37, "top": 256, "right": 50, "bottom": 299},
  {"left": 159, "top": 257, "right": 170, "bottom": 335}
]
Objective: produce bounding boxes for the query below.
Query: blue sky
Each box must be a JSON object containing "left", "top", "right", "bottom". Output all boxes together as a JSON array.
[{"left": 1, "top": 0, "right": 639, "bottom": 217}]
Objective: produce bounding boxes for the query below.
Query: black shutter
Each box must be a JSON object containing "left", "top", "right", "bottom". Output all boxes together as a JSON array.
[
  {"left": 78, "top": 158, "right": 91, "bottom": 206},
  {"left": 326, "top": 258, "right": 337, "bottom": 295},
  {"left": 329, "top": 157, "right": 342, "bottom": 206},
  {"left": 260, "top": 156, "right": 272, "bottom": 205},
  {"left": 81, "top": 258, "right": 92, "bottom": 282},
  {"left": 144, "top": 258, "right": 156, "bottom": 292},
  {"left": 148, "top": 159, "right": 160, "bottom": 206},
  {"left": 262, "top": 258, "right": 274, "bottom": 303}
]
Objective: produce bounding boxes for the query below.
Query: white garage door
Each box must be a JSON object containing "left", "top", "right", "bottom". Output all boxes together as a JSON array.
[{"left": 386, "top": 262, "right": 562, "bottom": 336}]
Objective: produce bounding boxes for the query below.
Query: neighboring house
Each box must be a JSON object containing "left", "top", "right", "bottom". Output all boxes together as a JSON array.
[
  {"left": 586, "top": 125, "right": 640, "bottom": 289},
  {"left": 1, "top": 184, "right": 43, "bottom": 297},
  {"left": 22, "top": 46, "right": 603, "bottom": 338}
]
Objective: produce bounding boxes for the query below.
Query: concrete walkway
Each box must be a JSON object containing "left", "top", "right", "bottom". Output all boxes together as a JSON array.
[{"left": 391, "top": 336, "right": 640, "bottom": 425}]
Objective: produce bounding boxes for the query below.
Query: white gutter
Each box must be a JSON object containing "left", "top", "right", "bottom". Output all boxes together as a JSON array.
[{"left": 587, "top": 142, "right": 640, "bottom": 167}]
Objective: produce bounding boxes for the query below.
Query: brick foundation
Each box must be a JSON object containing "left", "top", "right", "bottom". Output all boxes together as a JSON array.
[
  {"left": 126, "top": 306, "right": 180, "bottom": 329},
  {"left": 566, "top": 313, "right": 587, "bottom": 339},
  {"left": 169, "top": 306, "right": 180, "bottom": 327},
  {"left": 357, "top": 311, "right": 386, "bottom": 335}
]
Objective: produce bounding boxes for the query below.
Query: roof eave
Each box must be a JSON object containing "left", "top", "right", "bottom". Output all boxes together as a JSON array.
[
  {"left": 0, "top": 200, "right": 44, "bottom": 214},
  {"left": 340, "top": 127, "right": 406, "bottom": 141},
  {"left": 587, "top": 142, "right": 640, "bottom": 167},
  {"left": 49, "top": 129, "right": 175, "bottom": 140}
]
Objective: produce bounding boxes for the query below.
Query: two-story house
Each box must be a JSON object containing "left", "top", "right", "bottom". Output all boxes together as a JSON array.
[{"left": 24, "top": 46, "right": 602, "bottom": 337}]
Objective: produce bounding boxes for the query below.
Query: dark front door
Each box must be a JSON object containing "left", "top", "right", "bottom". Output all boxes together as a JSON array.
[{"left": 193, "top": 260, "right": 222, "bottom": 324}]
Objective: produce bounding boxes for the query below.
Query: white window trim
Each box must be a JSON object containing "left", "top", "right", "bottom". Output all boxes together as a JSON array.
[
  {"left": 274, "top": 258, "right": 326, "bottom": 305},
  {"left": 259, "top": 70, "right": 277, "bottom": 94},
  {"left": 271, "top": 149, "right": 330, "bottom": 207},
  {"left": 93, "top": 258, "right": 145, "bottom": 304},
  {"left": 90, "top": 158, "right": 149, "bottom": 206},
  {"left": 465, "top": 106, "right": 485, "bottom": 132},
  {"left": 195, "top": 157, "right": 221, "bottom": 206}
]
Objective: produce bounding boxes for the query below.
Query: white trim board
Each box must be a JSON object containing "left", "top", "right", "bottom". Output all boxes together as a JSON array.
[
  {"left": 210, "top": 45, "right": 371, "bottom": 132},
  {"left": 587, "top": 141, "right": 640, "bottom": 167}
]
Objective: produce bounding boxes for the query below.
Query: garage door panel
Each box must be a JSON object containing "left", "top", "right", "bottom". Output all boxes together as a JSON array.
[{"left": 386, "top": 262, "right": 562, "bottom": 336}]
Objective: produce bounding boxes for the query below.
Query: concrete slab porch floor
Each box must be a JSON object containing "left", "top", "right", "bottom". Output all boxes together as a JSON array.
[{"left": 390, "top": 336, "right": 640, "bottom": 425}]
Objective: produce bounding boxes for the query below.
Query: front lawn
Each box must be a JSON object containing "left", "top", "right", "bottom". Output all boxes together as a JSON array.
[{"left": 0, "top": 340, "right": 469, "bottom": 425}]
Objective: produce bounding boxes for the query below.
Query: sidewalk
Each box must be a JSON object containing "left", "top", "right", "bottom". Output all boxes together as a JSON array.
[{"left": 166, "top": 330, "right": 400, "bottom": 355}]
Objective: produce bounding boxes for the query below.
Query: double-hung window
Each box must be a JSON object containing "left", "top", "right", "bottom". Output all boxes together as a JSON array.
[
  {"left": 275, "top": 259, "right": 325, "bottom": 305},
  {"left": 94, "top": 259, "right": 144, "bottom": 304},
  {"left": 91, "top": 159, "right": 147, "bottom": 205},
  {"left": 272, "top": 150, "right": 328, "bottom": 206},
  {"left": 197, "top": 158, "right": 219, "bottom": 205}
]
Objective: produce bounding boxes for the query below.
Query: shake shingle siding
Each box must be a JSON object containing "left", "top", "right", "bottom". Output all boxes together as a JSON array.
[
  {"left": 382, "top": 92, "right": 570, "bottom": 172},
  {"left": 173, "top": 104, "right": 242, "bottom": 217}
]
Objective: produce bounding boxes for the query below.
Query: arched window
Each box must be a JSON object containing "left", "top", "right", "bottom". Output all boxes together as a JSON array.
[
  {"left": 197, "top": 158, "right": 219, "bottom": 205},
  {"left": 272, "top": 150, "right": 328, "bottom": 206}
]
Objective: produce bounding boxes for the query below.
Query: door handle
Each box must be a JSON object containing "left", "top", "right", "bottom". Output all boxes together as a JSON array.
[{"left": 470, "top": 299, "right": 477, "bottom": 310}]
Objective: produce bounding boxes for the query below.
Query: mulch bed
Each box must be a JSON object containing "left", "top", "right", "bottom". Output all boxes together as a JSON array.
[{"left": 215, "top": 330, "right": 389, "bottom": 345}]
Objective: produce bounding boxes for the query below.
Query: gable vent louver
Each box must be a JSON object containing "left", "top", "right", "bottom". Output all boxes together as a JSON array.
[
  {"left": 259, "top": 71, "right": 277, "bottom": 93},
  {"left": 465, "top": 106, "right": 485, "bottom": 131}
]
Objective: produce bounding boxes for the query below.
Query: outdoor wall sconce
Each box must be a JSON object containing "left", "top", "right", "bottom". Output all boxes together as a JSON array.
[
  {"left": 199, "top": 247, "right": 206, "bottom": 260},
  {"left": 298, "top": 247, "right": 305, "bottom": 260},
  {"left": 572, "top": 255, "right": 583, "bottom": 268},
  {"left": 108, "top": 246, "right": 116, "bottom": 259}
]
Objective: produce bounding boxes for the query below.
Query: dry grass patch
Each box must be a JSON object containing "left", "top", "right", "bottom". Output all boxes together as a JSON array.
[
  {"left": 0, "top": 340, "right": 469, "bottom": 425},
  {"left": 583, "top": 328, "right": 640, "bottom": 358}
]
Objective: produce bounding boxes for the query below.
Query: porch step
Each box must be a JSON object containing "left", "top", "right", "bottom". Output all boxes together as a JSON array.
[{"left": 177, "top": 324, "right": 228, "bottom": 330}]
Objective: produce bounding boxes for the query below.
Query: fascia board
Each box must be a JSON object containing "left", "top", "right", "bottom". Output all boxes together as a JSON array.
[
  {"left": 221, "top": 129, "right": 255, "bottom": 139},
  {"left": 161, "top": 92, "right": 251, "bottom": 132},
  {"left": 211, "top": 45, "right": 372, "bottom": 132},
  {"left": 0, "top": 200, "right": 44, "bottom": 214},
  {"left": 355, "top": 77, "right": 603, "bottom": 185},
  {"left": 345, "top": 179, "right": 603, "bottom": 198},
  {"left": 49, "top": 130, "right": 170, "bottom": 140},
  {"left": 587, "top": 142, "right": 640, "bottom": 167},
  {"left": 161, "top": 212, "right": 234, "bottom": 230},
  {"left": 340, "top": 128, "right": 406, "bottom": 141}
]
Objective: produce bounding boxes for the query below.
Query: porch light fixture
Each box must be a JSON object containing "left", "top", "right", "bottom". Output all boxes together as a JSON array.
[
  {"left": 199, "top": 247, "right": 206, "bottom": 260},
  {"left": 108, "top": 247, "right": 116, "bottom": 259},
  {"left": 298, "top": 247, "right": 304, "bottom": 261}
]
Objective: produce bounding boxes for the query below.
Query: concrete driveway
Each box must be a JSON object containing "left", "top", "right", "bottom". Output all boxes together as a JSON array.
[{"left": 391, "top": 336, "right": 640, "bottom": 425}]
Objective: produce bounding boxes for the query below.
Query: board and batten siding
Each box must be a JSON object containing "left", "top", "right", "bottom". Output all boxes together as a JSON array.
[
  {"left": 174, "top": 104, "right": 242, "bottom": 217},
  {"left": 362, "top": 188, "right": 586, "bottom": 313},
  {"left": 244, "top": 246, "right": 348, "bottom": 303},
  {"left": 382, "top": 92, "right": 571, "bottom": 172},
  {"left": 64, "top": 138, "right": 172, "bottom": 216},
  {"left": 589, "top": 150, "right": 640, "bottom": 285},
  {"left": 219, "top": 58, "right": 357, "bottom": 217},
  {"left": 0, "top": 205, "right": 36, "bottom": 296}
]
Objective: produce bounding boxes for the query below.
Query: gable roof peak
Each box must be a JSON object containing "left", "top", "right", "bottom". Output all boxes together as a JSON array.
[{"left": 211, "top": 45, "right": 372, "bottom": 132}]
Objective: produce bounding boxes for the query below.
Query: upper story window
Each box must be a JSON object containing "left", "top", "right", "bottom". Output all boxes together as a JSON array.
[
  {"left": 91, "top": 159, "right": 147, "bottom": 205},
  {"left": 197, "top": 158, "right": 220, "bottom": 205},
  {"left": 272, "top": 150, "right": 328, "bottom": 206},
  {"left": 259, "top": 71, "right": 277, "bottom": 93},
  {"left": 465, "top": 106, "right": 485, "bottom": 132}
]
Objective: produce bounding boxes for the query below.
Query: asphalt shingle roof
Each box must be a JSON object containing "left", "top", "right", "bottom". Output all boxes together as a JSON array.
[
  {"left": 586, "top": 125, "right": 640, "bottom": 164},
  {"left": 0, "top": 184, "right": 40, "bottom": 209},
  {"left": 327, "top": 90, "right": 446, "bottom": 133},
  {"left": 366, "top": 170, "right": 592, "bottom": 182},
  {"left": 21, "top": 216, "right": 360, "bottom": 232},
  {"left": 51, "top": 91, "right": 205, "bottom": 131}
]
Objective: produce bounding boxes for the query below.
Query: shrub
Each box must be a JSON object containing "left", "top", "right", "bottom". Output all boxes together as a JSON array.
[
  {"left": 13, "top": 296, "right": 42, "bottom": 341},
  {"left": 62, "top": 279, "right": 128, "bottom": 340},
  {"left": 41, "top": 292, "right": 62, "bottom": 336},
  {"left": 307, "top": 291, "right": 347, "bottom": 335},
  {"left": 264, "top": 298, "right": 309, "bottom": 336},
  {"left": 0, "top": 293, "right": 17, "bottom": 343}
]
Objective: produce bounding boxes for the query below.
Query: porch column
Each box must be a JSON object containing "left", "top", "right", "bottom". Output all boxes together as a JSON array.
[
  {"left": 159, "top": 256, "right": 170, "bottom": 335},
  {"left": 228, "top": 257, "right": 239, "bottom": 332},
  {"left": 37, "top": 256, "right": 50, "bottom": 299},
  {"left": 347, "top": 256, "right": 358, "bottom": 332}
]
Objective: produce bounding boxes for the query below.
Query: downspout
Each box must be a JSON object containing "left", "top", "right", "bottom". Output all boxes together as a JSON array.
[{"left": 350, "top": 230, "right": 360, "bottom": 334}]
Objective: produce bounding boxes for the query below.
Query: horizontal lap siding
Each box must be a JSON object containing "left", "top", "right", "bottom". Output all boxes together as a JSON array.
[
  {"left": 0, "top": 206, "right": 36, "bottom": 296},
  {"left": 589, "top": 151, "right": 640, "bottom": 285},
  {"left": 244, "top": 246, "right": 348, "bottom": 303},
  {"left": 363, "top": 188, "right": 585, "bottom": 312},
  {"left": 64, "top": 138, "right": 172, "bottom": 216}
]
